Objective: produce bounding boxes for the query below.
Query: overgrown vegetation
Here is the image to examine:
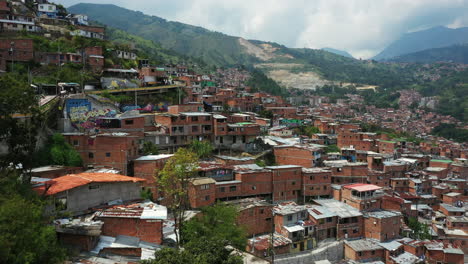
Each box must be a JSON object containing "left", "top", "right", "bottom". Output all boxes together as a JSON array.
[
  {"left": 157, "top": 148, "right": 199, "bottom": 247},
  {"left": 293, "top": 125, "right": 320, "bottom": 138},
  {"left": 406, "top": 217, "right": 432, "bottom": 240},
  {"left": 0, "top": 169, "right": 66, "bottom": 264},
  {"left": 141, "top": 141, "right": 159, "bottom": 155},
  {"left": 33, "top": 134, "right": 82, "bottom": 167},
  {"left": 144, "top": 203, "right": 246, "bottom": 264},
  {"left": 432, "top": 124, "right": 468, "bottom": 143},
  {"left": 0, "top": 74, "right": 43, "bottom": 170},
  {"left": 189, "top": 140, "right": 214, "bottom": 159},
  {"left": 246, "top": 69, "right": 287, "bottom": 96}
]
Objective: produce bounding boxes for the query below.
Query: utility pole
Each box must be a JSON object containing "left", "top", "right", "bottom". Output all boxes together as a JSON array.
[{"left": 9, "top": 41, "right": 14, "bottom": 72}]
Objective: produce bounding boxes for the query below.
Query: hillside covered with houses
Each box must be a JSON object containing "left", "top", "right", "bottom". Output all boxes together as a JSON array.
[{"left": 0, "top": 1, "right": 467, "bottom": 264}]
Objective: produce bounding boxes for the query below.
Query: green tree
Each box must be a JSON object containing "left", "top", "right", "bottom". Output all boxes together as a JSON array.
[
  {"left": 34, "top": 134, "right": 82, "bottom": 167},
  {"left": 0, "top": 169, "right": 66, "bottom": 264},
  {"left": 189, "top": 140, "right": 213, "bottom": 159},
  {"left": 407, "top": 217, "right": 432, "bottom": 240},
  {"left": 182, "top": 203, "right": 247, "bottom": 249},
  {"left": 325, "top": 145, "right": 340, "bottom": 153},
  {"left": 0, "top": 73, "right": 43, "bottom": 173},
  {"left": 141, "top": 141, "right": 159, "bottom": 155},
  {"left": 158, "top": 148, "right": 199, "bottom": 247},
  {"left": 144, "top": 203, "right": 245, "bottom": 264}
]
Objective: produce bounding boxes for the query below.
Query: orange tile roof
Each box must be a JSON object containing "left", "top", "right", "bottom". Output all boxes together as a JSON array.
[{"left": 35, "top": 173, "right": 145, "bottom": 196}]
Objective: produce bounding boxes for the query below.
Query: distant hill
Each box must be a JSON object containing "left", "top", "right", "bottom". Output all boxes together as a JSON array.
[
  {"left": 321, "top": 48, "right": 354, "bottom": 58},
  {"left": 386, "top": 44, "right": 468, "bottom": 64},
  {"left": 373, "top": 26, "right": 468, "bottom": 60}
]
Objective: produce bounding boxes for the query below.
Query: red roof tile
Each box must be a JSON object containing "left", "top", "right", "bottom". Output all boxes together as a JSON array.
[{"left": 35, "top": 173, "right": 145, "bottom": 196}]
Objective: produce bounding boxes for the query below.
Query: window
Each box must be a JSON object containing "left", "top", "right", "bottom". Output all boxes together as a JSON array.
[
  {"left": 287, "top": 215, "right": 293, "bottom": 221},
  {"left": 73, "top": 140, "right": 79, "bottom": 146},
  {"left": 106, "top": 152, "right": 111, "bottom": 157},
  {"left": 204, "top": 195, "right": 210, "bottom": 201},
  {"left": 229, "top": 186, "right": 237, "bottom": 192},
  {"left": 260, "top": 209, "right": 264, "bottom": 214},
  {"left": 327, "top": 217, "right": 332, "bottom": 223},
  {"left": 252, "top": 185, "right": 256, "bottom": 190},
  {"left": 310, "top": 187, "right": 314, "bottom": 190},
  {"left": 88, "top": 152, "right": 94, "bottom": 159},
  {"left": 358, "top": 252, "right": 362, "bottom": 257},
  {"left": 292, "top": 243, "right": 298, "bottom": 249},
  {"left": 323, "top": 186, "right": 327, "bottom": 190},
  {"left": 353, "top": 229, "right": 359, "bottom": 233},
  {"left": 220, "top": 187, "right": 225, "bottom": 192},
  {"left": 371, "top": 250, "right": 375, "bottom": 255},
  {"left": 191, "top": 116, "right": 198, "bottom": 121},
  {"left": 192, "top": 126, "right": 199, "bottom": 132},
  {"left": 310, "top": 176, "right": 315, "bottom": 180},
  {"left": 125, "top": 119, "right": 134, "bottom": 125},
  {"left": 201, "top": 184, "right": 210, "bottom": 190},
  {"left": 204, "top": 116, "right": 211, "bottom": 121},
  {"left": 89, "top": 184, "right": 100, "bottom": 190},
  {"left": 292, "top": 181, "right": 296, "bottom": 185}
]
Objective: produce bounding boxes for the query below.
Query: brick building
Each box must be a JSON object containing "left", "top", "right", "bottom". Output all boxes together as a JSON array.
[
  {"left": 341, "top": 184, "right": 383, "bottom": 211},
  {"left": 96, "top": 201, "right": 167, "bottom": 244},
  {"left": 301, "top": 168, "right": 332, "bottom": 200},
  {"left": 344, "top": 239, "right": 384, "bottom": 262},
  {"left": 227, "top": 198, "right": 273, "bottom": 236},
  {"left": 266, "top": 165, "right": 302, "bottom": 202},
  {"left": 274, "top": 145, "right": 325, "bottom": 168},
  {"left": 315, "top": 199, "right": 363, "bottom": 239},
  {"left": 64, "top": 133, "right": 140, "bottom": 175},
  {"left": 363, "top": 210, "right": 402, "bottom": 241},
  {"left": 133, "top": 154, "right": 174, "bottom": 200}
]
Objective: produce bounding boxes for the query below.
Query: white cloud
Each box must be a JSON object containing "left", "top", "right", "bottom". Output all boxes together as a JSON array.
[{"left": 56, "top": 0, "right": 468, "bottom": 58}]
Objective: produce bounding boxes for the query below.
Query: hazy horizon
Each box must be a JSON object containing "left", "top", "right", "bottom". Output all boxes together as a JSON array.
[{"left": 56, "top": 0, "right": 468, "bottom": 59}]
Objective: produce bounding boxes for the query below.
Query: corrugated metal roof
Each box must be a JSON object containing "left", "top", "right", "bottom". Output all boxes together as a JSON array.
[
  {"left": 345, "top": 239, "right": 383, "bottom": 252},
  {"left": 283, "top": 225, "right": 304, "bottom": 233},
  {"left": 314, "top": 199, "right": 362, "bottom": 218},
  {"left": 344, "top": 183, "right": 382, "bottom": 192},
  {"left": 190, "top": 177, "right": 216, "bottom": 186},
  {"left": 135, "top": 154, "right": 174, "bottom": 161}
]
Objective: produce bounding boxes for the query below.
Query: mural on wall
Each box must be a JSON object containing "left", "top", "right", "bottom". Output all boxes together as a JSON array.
[
  {"left": 121, "top": 102, "right": 169, "bottom": 113},
  {"left": 67, "top": 99, "right": 117, "bottom": 130}
]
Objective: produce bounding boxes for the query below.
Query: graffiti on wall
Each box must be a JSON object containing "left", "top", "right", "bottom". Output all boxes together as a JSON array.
[{"left": 67, "top": 99, "right": 117, "bottom": 130}]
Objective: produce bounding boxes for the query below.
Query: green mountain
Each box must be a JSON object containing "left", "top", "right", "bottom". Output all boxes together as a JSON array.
[
  {"left": 68, "top": 3, "right": 422, "bottom": 88},
  {"left": 321, "top": 48, "right": 354, "bottom": 58},
  {"left": 385, "top": 44, "right": 468, "bottom": 64},
  {"left": 373, "top": 26, "right": 468, "bottom": 60},
  {"left": 69, "top": 3, "right": 258, "bottom": 67}
]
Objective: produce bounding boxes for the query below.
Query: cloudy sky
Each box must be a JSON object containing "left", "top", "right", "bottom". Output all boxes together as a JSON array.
[{"left": 55, "top": 0, "right": 468, "bottom": 58}]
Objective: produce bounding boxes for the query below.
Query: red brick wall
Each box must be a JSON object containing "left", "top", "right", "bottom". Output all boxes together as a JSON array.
[
  {"left": 237, "top": 205, "right": 273, "bottom": 236},
  {"left": 344, "top": 244, "right": 384, "bottom": 262},
  {"left": 188, "top": 182, "right": 216, "bottom": 208},
  {"left": 236, "top": 171, "right": 272, "bottom": 196},
  {"left": 270, "top": 167, "right": 302, "bottom": 202},
  {"left": 98, "top": 217, "right": 163, "bottom": 244},
  {"left": 215, "top": 182, "right": 242, "bottom": 200},
  {"left": 65, "top": 134, "right": 140, "bottom": 175},
  {"left": 274, "top": 147, "right": 315, "bottom": 168},
  {"left": 364, "top": 215, "right": 401, "bottom": 241},
  {"left": 134, "top": 158, "right": 170, "bottom": 200},
  {"left": 0, "top": 39, "right": 34, "bottom": 62},
  {"left": 302, "top": 170, "right": 332, "bottom": 197}
]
